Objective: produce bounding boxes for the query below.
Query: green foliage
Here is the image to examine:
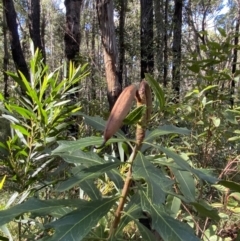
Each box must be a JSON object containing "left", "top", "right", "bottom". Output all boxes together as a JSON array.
[
  {"left": 1, "top": 37, "right": 240, "bottom": 240},
  {"left": 0, "top": 49, "right": 88, "bottom": 190},
  {"left": 1, "top": 72, "right": 237, "bottom": 241}
]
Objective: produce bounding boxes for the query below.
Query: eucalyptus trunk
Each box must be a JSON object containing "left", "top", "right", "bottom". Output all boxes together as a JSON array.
[
  {"left": 140, "top": 0, "right": 154, "bottom": 79},
  {"left": 28, "top": 0, "right": 45, "bottom": 63},
  {"left": 64, "top": 0, "right": 82, "bottom": 61},
  {"left": 97, "top": 0, "right": 121, "bottom": 110},
  {"left": 163, "top": 0, "right": 169, "bottom": 87},
  {"left": 231, "top": 2, "right": 240, "bottom": 107},
  {"left": 3, "top": 0, "right": 30, "bottom": 87},
  {"left": 3, "top": 10, "right": 9, "bottom": 98},
  {"left": 172, "top": 0, "right": 183, "bottom": 99},
  {"left": 118, "top": 0, "right": 126, "bottom": 86},
  {"left": 154, "top": 0, "right": 164, "bottom": 82}
]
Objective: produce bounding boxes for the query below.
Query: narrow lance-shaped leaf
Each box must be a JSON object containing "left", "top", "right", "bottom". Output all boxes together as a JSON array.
[
  {"left": 141, "top": 191, "right": 200, "bottom": 241},
  {"left": 0, "top": 198, "right": 88, "bottom": 226},
  {"left": 44, "top": 197, "right": 117, "bottom": 241},
  {"left": 145, "top": 73, "right": 165, "bottom": 110}
]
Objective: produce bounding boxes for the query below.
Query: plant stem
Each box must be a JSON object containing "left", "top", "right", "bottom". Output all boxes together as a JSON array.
[{"left": 108, "top": 145, "right": 139, "bottom": 239}]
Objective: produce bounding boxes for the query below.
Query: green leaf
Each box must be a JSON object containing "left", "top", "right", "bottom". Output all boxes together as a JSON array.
[
  {"left": 56, "top": 161, "right": 120, "bottom": 192},
  {"left": 199, "top": 85, "right": 218, "bottom": 96},
  {"left": 80, "top": 180, "right": 102, "bottom": 200},
  {"left": 210, "top": 117, "right": 220, "bottom": 127},
  {"left": 187, "top": 64, "right": 200, "bottom": 73},
  {"left": 11, "top": 124, "right": 30, "bottom": 137},
  {"left": 123, "top": 105, "right": 146, "bottom": 125},
  {"left": 219, "top": 180, "right": 240, "bottom": 192},
  {"left": 44, "top": 197, "right": 117, "bottom": 241},
  {"left": 171, "top": 169, "right": 195, "bottom": 202},
  {"left": 166, "top": 195, "right": 181, "bottom": 218},
  {"left": 141, "top": 192, "right": 200, "bottom": 241},
  {"left": 133, "top": 153, "right": 174, "bottom": 204},
  {"left": 229, "top": 192, "right": 240, "bottom": 202},
  {"left": 144, "top": 125, "right": 190, "bottom": 143},
  {"left": 145, "top": 73, "right": 165, "bottom": 111},
  {"left": 0, "top": 198, "right": 87, "bottom": 226},
  {"left": 55, "top": 150, "right": 105, "bottom": 165},
  {"left": 191, "top": 202, "right": 220, "bottom": 221},
  {"left": 155, "top": 146, "right": 218, "bottom": 184},
  {"left": 223, "top": 110, "right": 238, "bottom": 124},
  {"left": 76, "top": 113, "right": 126, "bottom": 139},
  {"left": 217, "top": 28, "right": 226, "bottom": 37},
  {"left": 5, "top": 104, "right": 36, "bottom": 120},
  {"left": 53, "top": 137, "right": 127, "bottom": 153},
  {"left": 136, "top": 222, "right": 157, "bottom": 241}
]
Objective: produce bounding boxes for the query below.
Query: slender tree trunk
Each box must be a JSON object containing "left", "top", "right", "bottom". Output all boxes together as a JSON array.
[
  {"left": 118, "top": 1, "right": 126, "bottom": 87},
  {"left": 91, "top": 1, "right": 96, "bottom": 100},
  {"left": 140, "top": 0, "right": 154, "bottom": 79},
  {"left": 172, "top": 0, "right": 183, "bottom": 99},
  {"left": 163, "top": 0, "right": 169, "bottom": 87},
  {"left": 186, "top": 0, "right": 202, "bottom": 59},
  {"left": 231, "top": 2, "right": 240, "bottom": 107},
  {"left": 154, "top": 0, "right": 164, "bottom": 82},
  {"left": 41, "top": 6, "right": 46, "bottom": 63},
  {"left": 3, "top": 0, "right": 30, "bottom": 86},
  {"left": 64, "top": 0, "right": 82, "bottom": 61},
  {"left": 28, "top": 0, "right": 45, "bottom": 63},
  {"left": 97, "top": 0, "right": 121, "bottom": 110},
  {"left": 3, "top": 9, "right": 9, "bottom": 98}
]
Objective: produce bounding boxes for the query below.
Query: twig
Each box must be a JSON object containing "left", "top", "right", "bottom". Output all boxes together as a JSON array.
[{"left": 108, "top": 145, "right": 139, "bottom": 239}]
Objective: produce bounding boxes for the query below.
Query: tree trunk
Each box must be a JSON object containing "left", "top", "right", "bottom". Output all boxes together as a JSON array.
[
  {"left": 118, "top": 0, "right": 126, "bottom": 87},
  {"left": 3, "top": 0, "right": 30, "bottom": 86},
  {"left": 3, "top": 9, "right": 9, "bottom": 98},
  {"left": 91, "top": 1, "right": 96, "bottom": 100},
  {"left": 64, "top": 0, "right": 82, "bottom": 61},
  {"left": 172, "top": 0, "right": 183, "bottom": 99},
  {"left": 163, "top": 0, "right": 169, "bottom": 87},
  {"left": 231, "top": 2, "right": 240, "bottom": 108},
  {"left": 41, "top": 7, "right": 46, "bottom": 63},
  {"left": 154, "top": 0, "right": 164, "bottom": 82},
  {"left": 140, "top": 0, "right": 154, "bottom": 79},
  {"left": 97, "top": 0, "right": 121, "bottom": 110},
  {"left": 28, "top": 0, "right": 45, "bottom": 63}
]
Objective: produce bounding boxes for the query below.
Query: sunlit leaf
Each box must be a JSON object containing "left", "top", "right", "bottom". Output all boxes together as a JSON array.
[
  {"left": 123, "top": 105, "right": 146, "bottom": 125},
  {"left": 0, "top": 176, "right": 6, "bottom": 190}
]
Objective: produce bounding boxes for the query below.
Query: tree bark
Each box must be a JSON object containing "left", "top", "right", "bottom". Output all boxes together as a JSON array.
[
  {"left": 140, "top": 0, "right": 154, "bottom": 79},
  {"left": 64, "top": 0, "right": 82, "bottom": 61},
  {"left": 28, "top": 0, "right": 45, "bottom": 63},
  {"left": 3, "top": 0, "right": 30, "bottom": 85},
  {"left": 231, "top": 1, "right": 240, "bottom": 107},
  {"left": 3, "top": 9, "right": 9, "bottom": 98},
  {"left": 172, "top": 0, "right": 183, "bottom": 99},
  {"left": 154, "top": 0, "right": 164, "bottom": 82},
  {"left": 163, "top": 0, "right": 169, "bottom": 87},
  {"left": 97, "top": 0, "right": 121, "bottom": 110},
  {"left": 91, "top": 1, "right": 96, "bottom": 100},
  {"left": 118, "top": 0, "right": 126, "bottom": 87}
]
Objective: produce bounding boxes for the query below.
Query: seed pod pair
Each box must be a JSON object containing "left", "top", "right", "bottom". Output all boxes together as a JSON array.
[{"left": 95, "top": 84, "right": 137, "bottom": 149}]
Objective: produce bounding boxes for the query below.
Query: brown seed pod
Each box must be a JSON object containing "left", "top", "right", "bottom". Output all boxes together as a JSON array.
[
  {"left": 135, "top": 80, "right": 152, "bottom": 146},
  {"left": 95, "top": 84, "right": 137, "bottom": 149}
]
